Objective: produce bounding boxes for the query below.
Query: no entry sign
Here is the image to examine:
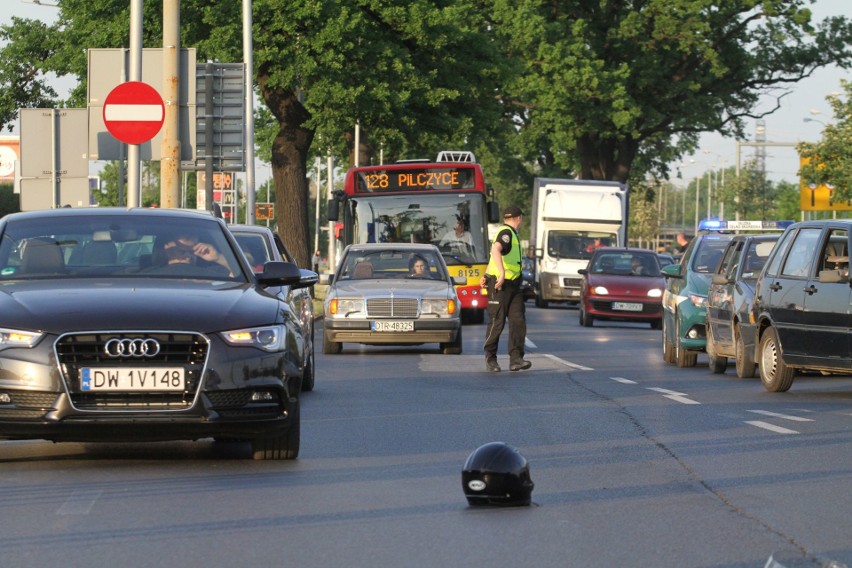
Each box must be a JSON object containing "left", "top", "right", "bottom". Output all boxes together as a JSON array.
[{"left": 102, "top": 81, "right": 165, "bottom": 145}]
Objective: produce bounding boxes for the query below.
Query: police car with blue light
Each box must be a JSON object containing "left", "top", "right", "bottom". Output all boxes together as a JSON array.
[{"left": 661, "top": 220, "right": 792, "bottom": 368}]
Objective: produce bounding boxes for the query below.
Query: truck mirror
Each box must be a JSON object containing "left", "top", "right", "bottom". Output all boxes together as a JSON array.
[{"left": 327, "top": 197, "right": 339, "bottom": 221}]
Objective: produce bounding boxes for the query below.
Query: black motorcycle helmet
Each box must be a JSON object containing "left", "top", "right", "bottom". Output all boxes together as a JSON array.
[{"left": 462, "top": 442, "right": 534, "bottom": 506}]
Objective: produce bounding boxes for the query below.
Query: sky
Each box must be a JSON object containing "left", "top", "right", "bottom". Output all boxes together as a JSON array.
[{"left": 2, "top": 0, "right": 850, "bottom": 188}]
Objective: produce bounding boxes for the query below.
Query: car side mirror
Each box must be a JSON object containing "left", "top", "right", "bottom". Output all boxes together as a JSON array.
[
  {"left": 256, "top": 261, "right": 306, "bottom": 287},
  {"left": 661, "top": 264, "right": 682, "bottom": 279},
  {"left": 577, "top": 268, "right": 588, "bottom": 275},
  {"left": 711, "top": 273, "right": 729, "bottom": 285}
]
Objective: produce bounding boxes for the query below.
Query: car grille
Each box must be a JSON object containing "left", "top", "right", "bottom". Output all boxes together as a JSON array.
[
  {"left": 366, "top": 298, "right": 419, "bottom": 318},
  {"left": 55, "top": 332, "right": 208, "bottom": 411},
  {"left": 563, "top": 277, "right": 582, "bottom": 288}
]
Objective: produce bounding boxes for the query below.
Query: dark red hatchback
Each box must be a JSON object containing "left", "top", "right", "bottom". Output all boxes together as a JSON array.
[{"left": 578, "top": 247, "right": 665, "bottom": 328}]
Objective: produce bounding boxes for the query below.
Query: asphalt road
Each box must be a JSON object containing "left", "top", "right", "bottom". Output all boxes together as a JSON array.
[{"left": 0, "top": 303, "right": 850, "bottom": 567}]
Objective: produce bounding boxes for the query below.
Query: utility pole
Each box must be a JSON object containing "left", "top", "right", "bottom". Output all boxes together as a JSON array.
[
  {"left": 243, "top": 0, "right": 256, "bottom": 223},
  {"left": 160, "top": 0, "right": 180, "bottom": 208},
  {"left": 127, "top": 0, "right": 143, "bottom": 207}
]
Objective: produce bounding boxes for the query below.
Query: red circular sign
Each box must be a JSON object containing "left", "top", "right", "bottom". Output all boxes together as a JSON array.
[{"left": 102, "top": 81, "right": 165, "bottom": 145}]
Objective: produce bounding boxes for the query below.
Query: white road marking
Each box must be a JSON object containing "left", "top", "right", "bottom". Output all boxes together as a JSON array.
[
  {"left": 57, "top": 490, "right": 102, "bottom": 515},
  {"left": 646, "top": 387, "right": 700, "bottom": 405},
  {"left": 745, "top": 420, "right": 799, "bottom": 435},
  {"left": 524, "top": 337, "right": 537, "bottom": 349},
  {"left": 747, "top": 410, "right": 814, "bottom": 422},
  {"left": 541, "top": 353, "right": 593, "bottom": 371},
  {"left": 610, "top": 377, "right": 637, "bottom": 384}
]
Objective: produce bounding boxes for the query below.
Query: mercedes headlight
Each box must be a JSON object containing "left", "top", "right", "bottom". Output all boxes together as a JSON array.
[
  {"left": 327, "top": 298, "right": 365, "bottom": 317},
  {"left": 422, "top": 298, "right": 457, "bottom": 316}
]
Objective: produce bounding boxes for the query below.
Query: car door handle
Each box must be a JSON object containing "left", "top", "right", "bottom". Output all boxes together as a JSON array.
[
  {"left": 804, "top": 284, "right": 817, "bottom": 295},
  {"left": 769, "top": 282, "right": 782, "bottom": 291}
]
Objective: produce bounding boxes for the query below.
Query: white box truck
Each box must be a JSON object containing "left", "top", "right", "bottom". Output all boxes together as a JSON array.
[{"left": 529, "top": 178, "right": 629, "bottom": 308}]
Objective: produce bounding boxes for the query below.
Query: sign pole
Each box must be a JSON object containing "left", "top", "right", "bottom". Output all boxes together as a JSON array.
[{"left": 127, "top": 0, "right": 143, "bottom": 208}]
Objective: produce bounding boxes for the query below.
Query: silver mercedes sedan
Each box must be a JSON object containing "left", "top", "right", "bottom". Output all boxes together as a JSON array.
[{"left": 323, "top": 243, "right": 463, "bottom": 354}]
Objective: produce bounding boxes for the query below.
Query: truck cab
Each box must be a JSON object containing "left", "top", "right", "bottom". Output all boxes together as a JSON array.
[{"left": 529, "top": 179, "right": 629, "bottom": 308}]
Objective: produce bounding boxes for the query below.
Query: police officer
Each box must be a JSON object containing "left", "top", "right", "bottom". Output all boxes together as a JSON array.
[{"left": 480, "top": 206, "right": 531, "bottom": 372}]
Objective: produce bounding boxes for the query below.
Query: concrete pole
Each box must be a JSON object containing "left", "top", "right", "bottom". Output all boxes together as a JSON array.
[
  {"left": 314, "top": 157, "right": 321, "bottom": 265},
  {"left": 160, "top": 0, "right": 180, "bottom": 208},
  {"left": 127, "top": 0, "right": 143, "bottom": 208},
  {"left": 243, "top": 0, "right": 256, "bottom": 223},
  {"left": 327, "top": 152, "right": 336, "bottom": 271}
]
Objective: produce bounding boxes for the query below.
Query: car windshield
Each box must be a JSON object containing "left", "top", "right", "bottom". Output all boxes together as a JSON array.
[
  {"left": 0, "top": 213, "right": 246, "bottom": 282},
  {"left": 590, "top": 252, "right": 661, "bottom": 276},
  {"left": 741, "top": 239, "right": 777, "bottom": 279},
  {"left": 691, "top": 238, "right": 730, "bottom": 273},
  {"left": 338, "top": 248, "right": 448, "bottom": 281}
]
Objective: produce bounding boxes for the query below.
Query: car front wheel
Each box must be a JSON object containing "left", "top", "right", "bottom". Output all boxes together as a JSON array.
[
  {"left": 675, "top": 317, "right": 697, "bottom": 368},
  {"left": 734, "top": 324, "right": 756, "bottom": 379},
  {"left": 441, "top": 326, "right": 463, "bottom": 355},
  {"left": 759, "top": 326, "right": 795, "bottom": 392},
  {"left": 252, "top": 401, "right": 300, "bottom": 460},
  {"left": 706, "top": 325, "right": 728, "bottom": 374},
  {"left": 662, "top": 316, "right": 675, "bottom": 364},
  {"left": 322, "top": 329, "right": 342, "bottom": 354}
]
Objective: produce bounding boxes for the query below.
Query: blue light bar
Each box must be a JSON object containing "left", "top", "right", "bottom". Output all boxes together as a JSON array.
[{"left": 698, "top": 219, "right": 794, "bottom": 232}]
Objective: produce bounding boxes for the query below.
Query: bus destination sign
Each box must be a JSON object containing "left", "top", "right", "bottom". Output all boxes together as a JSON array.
[{"left": 356, "top": 167, "right": 475, "bottom": 193}]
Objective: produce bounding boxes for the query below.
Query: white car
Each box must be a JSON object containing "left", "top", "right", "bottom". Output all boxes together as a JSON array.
[{"left": 323, "top": 243, "right": 463, "bottom": 354}]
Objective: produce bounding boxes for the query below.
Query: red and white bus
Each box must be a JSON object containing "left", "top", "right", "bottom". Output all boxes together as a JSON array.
[{"left": 328, "top": 151, "right": 500, "bottom": 323}]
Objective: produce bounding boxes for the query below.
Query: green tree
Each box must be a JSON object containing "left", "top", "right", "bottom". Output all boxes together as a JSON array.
[
  {"left": 491, "top": 0, "right": 852, "bottom": 184},
  {"left": 0, "top": 1, "right": 506, "bottom": 266},
  {"left": 798, "top": 80, "right": 852, "bottom": 203},
  {"left": 0, "top": 183, "right": 21, "bottom": 218}
]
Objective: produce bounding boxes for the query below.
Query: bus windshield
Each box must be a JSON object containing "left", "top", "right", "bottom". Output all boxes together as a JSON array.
[{"left": 347, "top": 194, "right": 490, "bottom": 265}]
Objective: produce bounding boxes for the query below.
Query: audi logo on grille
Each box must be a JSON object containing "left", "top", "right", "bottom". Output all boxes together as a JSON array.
[{"left": 104, "top": 338, "right": 161, "bottom": 358}]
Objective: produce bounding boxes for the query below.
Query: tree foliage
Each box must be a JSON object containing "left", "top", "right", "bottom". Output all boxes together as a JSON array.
[
  {"left": 797, "top": 80, "right": 852, "bottom": 203},
  {"left": 491, "top": 0, "right": 852, "bottom": 184}
]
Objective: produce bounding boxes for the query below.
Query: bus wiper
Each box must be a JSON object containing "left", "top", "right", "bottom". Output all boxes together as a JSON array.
[{"left": 443, "top": 252, "right": 473, "bottom": 268}]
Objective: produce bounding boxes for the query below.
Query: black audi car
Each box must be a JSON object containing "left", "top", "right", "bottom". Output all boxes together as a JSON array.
[{"left": 0, "top": 207, "right": 317, "bottom": 459}]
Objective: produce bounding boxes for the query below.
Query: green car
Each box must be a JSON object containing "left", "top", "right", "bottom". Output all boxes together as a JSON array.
[{"left": 661, "top": 232, "right": 733, "bottom": 367}]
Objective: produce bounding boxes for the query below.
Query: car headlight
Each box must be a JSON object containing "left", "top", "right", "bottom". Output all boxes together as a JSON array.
[
  {"left": 0, "top": 328, "right": 43, "bottom": 351},
  {"left": 327, "top": 298, "right": 365, "bottom": 317},
  {"left": 422, "top": 298, "right": 457, "bottom": 316},
  {"left": 221, "top": 325, "right": 286, "bottom": 352},
  {"left": 647, "top": 289, "right": 663, "bottom": 298},
  {"left": 543, "top": 259, "right": 558, "bottom": 271},
  {"left": 688, "top": 292, "right": 707, "bottom": 308},
  {"left": 593, "top": 286, "right": 609, "bottom": 295}
]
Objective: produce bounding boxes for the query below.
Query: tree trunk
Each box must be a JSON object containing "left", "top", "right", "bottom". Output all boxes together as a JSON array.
[
  {"left": 259, "top": 76, "right": 314, "bottom": 268},
  {"left": 577, "top": 134, "right": 637, "bottom": 183}
]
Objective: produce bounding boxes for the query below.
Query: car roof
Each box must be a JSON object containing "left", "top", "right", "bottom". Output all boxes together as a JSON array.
[
  {"left": 229, "top": 224, "right": 272, "bottom": 234},
  {"left": 593, "top": 247, "right": 658, "bottom": 255},
  {"left": 345, "top": 243, "right": 441, "bottom": 253},
  {"left": 787, "top": 219, "right": 852, "bottom": 229},
  {"left": 2, "top": 207, "right": 219, "bottom": 222}
]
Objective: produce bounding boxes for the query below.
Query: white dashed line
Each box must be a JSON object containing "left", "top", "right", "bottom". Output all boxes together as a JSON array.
[
  {"left": 610, "top": 377, "right": 637, "bottom": 384},
  {"left": 745, "top": 420, "right": 799, "bottom": 434},
  {"left": 541, "top": 353, "right": 593, "bottom": 371},
  {"left": 646, "top": 387, "right": 700, "bottom": 405},
  {"left": 747, "top": 410, "right": 814, "bottom": 422},
  {"left": 525, "top": 337, "right": 537, "bottom": 349}
]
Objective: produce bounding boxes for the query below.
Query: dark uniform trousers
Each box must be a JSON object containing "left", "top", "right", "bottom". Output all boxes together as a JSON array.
[{"left": 483, "top": 276, "right": 527, "bottom": 362}]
